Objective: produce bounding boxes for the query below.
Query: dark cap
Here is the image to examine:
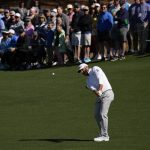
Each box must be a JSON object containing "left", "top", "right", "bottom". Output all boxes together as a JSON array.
[
  {"left": 119, "top": 0, "right": 126, "bottom": 5},
  {"left": 43, "top": 9, "right": 50, "bottom": 13},
  {"left": 18, "top": 28, "right": 25, "bottom": 34},
  {"left": 74, "top": 3, "right": 80, "bottom": 8},
  {"left": 25, "top": 16, "right": 31, "bottom": 22}
]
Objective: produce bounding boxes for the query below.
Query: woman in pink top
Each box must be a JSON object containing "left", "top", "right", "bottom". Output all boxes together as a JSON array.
[{"left": 24, "top": 18, "right": 35, "bottom": 45}]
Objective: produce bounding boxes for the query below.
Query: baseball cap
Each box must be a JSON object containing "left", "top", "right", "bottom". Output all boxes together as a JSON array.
[
  {"left": 95, "top": 3, "right": 100, "bottom": 7},
  {"left": 67, "top": 4, "right": 73, "bottom": 9},
  {"left": 50, "top": 12, "right": 56, "bottom": 17},
  {"left": 74, "top": 3, "right": 80, "bottom": 8},
  {"left": 15, "top": 13, "right": 21, "bottom": 18},
  {"left": 8, "top": 29, "right": 15, "bottom": 34},
  {"left": 78, "top": 63, "right": 88, "bottom": 73},
  {"left": 51, "top": 8, "right": 57, "bottom": 13},
  {"left": 83, "top": 6, "right": 89, "bottom": 11}
]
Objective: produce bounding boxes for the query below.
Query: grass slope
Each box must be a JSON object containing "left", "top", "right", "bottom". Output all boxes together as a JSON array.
[{"left": 0, "top": 55, "right": 150, "bottom": 150}]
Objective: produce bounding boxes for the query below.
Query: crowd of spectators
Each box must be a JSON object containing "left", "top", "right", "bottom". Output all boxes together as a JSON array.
[{"left": 0, "top": 0, "right": 150, "bottom": 70}]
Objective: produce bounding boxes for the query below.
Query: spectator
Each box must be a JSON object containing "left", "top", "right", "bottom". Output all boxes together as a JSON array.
[
  {"left": 120, "top": 0, "right": 131, "bottom": 52},
  {"left": 36, "top": 13, "right": 47, "bottom": 38},
  {"left": 70, "top": 3, "right": 83, "bottom": 63},
  {"left": 2, "top": 9, "right": 10, "bottom": 30},
  {"left": 66, "top": 4, "right": 74, "bottom": 27},
  {"left": 128, "top": 0, "right": 140, "bottom": 53},
  {"left": 14, "top": 29, "right": 30, "bottom": 69},
  {"left": 30, "top": 31, "right": 46, "bottom": 68},
  {"left": 136, "top": 0, "right": 150, "bottom": 54},
  {"left": 34, "top": 0, "right": 40, "bottom": 15},
  {"left": 90, "top": 3, "right": 101, "bottom": 60},
  {"left": 0, "top": 30, "right": 12, "bottom": 69},
  {"left": 50, "top": 9, "right": 57, "bottom": 29},
  {"left": 56, "top": 17, "right": 63, "bottom": 28},
  {"left": 97, "top": 3, "right": 113, "bottom": 61},
  {"left": 45, "top": 21, "right": 55, "bottom": 66},
  {"left": 109, "top": 0, "right": 121, "bottom": 61},
  {"left": 43, "top": 9, "right": 51, "bottom": 23},
  {"left": 7, "top": 10, "right": 16, "bottom": 30},
  {"left": 7, "top": 29, "right": 18, "bottom": 68},
  {"left": 146, "top": 0, "right": 150, "bottom": 53},
  {"left": 115, "top": 1, "right": 129, "bottom": 59},
  {"left": 66, "top": 4, "right": 74, "bottom": 56},
  {"left": 0, "top": 8, "right": 4, "bottom": 19},
  {"left": 57, "top": 6, "right": 72, "bottom": 63},
  {"left": 29, "top": 7, "right": 39, "bottom": 26},
  {"left": 0, "top": 15, "right": 5, "bottom": 38},
  {"left": 78, "top": 6, "right": 92, "bottom": 63},
  {"left": 89, "top": 0, "right": 98, "bottom": 5},
  {"left": 95, "top": 3, "right": 101, "bottom": 15},
  {"left": 109, "top": 0, "right": 120, "bottom": 15},
  {"left": 24, "top": 17, "right": 35, "bottom": 45},
  {"left": 17, "top": 1, "right": 28, "bottom": 20},
  {"left": 54, "top": 24, "right": 66, "bottom": 65},
  {"left": 57, "top": 5, "right": 70, "bottom": 37},
  {"left": 10, "top": 13, "right": 24, "bottom": 35},
  {"left": 8, "top": 29, "right": 18, "bottom": 48},
  {"left": 120, "top": 0, "right": 131, "bottom": 10}
]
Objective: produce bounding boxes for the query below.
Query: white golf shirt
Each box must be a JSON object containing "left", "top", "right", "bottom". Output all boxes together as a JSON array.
[{"left": 86, "top": 66, "right": 112, "bottom": 93}]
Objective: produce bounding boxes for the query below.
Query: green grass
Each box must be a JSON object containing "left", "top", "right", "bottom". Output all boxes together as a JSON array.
[{"left": 0, "top": 55, "right": 150, "bottom": 150}]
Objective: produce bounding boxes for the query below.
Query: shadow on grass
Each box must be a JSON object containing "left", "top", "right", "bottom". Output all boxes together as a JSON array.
[{"left": 19, "top": 138, "right": 93, "bottom": 143}]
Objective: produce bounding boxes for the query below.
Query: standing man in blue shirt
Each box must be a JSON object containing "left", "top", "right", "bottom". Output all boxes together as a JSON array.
[
  {"left": 137, "top": 0, "right": 150, "bottom": 54},
  {"left": 115, "top": 1, "right": 129, "bottom": 60},
  {"left": 97, "top": 3, "right": 113, "bottom": 61},
  {"left": 129, "top": 0, "right": 140, "bottom": 53}
]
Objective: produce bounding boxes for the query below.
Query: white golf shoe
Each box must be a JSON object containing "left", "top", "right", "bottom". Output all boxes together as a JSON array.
[{"left": 94, "top": 136, "right": 109, "bottom": 142}]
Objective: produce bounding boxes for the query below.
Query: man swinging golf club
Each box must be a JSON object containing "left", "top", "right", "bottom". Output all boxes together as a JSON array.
[{"left": 78, "top": 63, "right": 114, "bottom": 142}]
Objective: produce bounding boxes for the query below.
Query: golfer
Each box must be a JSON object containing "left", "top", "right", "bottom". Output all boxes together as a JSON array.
[{"left": 78, "top": 63, "right": 114, "bottom": 142}]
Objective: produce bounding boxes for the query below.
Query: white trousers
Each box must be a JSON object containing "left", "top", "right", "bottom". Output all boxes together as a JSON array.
[{"left": 94, "top": 90, "right": 114, "bottom": 137}]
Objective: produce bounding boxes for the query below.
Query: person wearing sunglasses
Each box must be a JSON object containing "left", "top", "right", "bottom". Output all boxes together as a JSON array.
[{"left": 97, "top": 3, "right": 113, "bottom": 61}]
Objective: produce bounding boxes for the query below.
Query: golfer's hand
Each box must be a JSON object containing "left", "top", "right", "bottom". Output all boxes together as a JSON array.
[{"left": 94, "top": 90, "right": 102, "bottom": 96}]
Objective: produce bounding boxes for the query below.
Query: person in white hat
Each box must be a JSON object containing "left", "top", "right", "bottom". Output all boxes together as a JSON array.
[
  {"left": 78, "top": 63, "right": 114, "bottom": 142},
  {"left": 66, "top": 4, "right": 74, "bottom": 25},
  {"left": 8, "top": 29, "right": 15, "bottom": 35},
  {"left": 78, "top": 6, "right": 92, "bottom": 63},
  {"left": 8, "top": 29, "right": 18, "bottom": 49},
  {"left": 9, "top": 12, "right": 24, "bottom": 35}
]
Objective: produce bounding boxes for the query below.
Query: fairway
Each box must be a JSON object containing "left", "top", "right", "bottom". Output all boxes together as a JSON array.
[{"left": 0, "top": 55, "right": 150, "bottom": 150}]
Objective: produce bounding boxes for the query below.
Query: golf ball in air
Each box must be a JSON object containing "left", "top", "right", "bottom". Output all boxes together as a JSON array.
[{"left": 52, "top": 72, "right": 55, "bottom": 75}]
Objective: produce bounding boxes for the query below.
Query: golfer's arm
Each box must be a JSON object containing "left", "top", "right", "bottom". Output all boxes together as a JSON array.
[
  {"left": 97, "top": 84, "right": 103, "bottom": 92},
  {"left": 93, "top": 84, "right": 103, "bottom": 96}
]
